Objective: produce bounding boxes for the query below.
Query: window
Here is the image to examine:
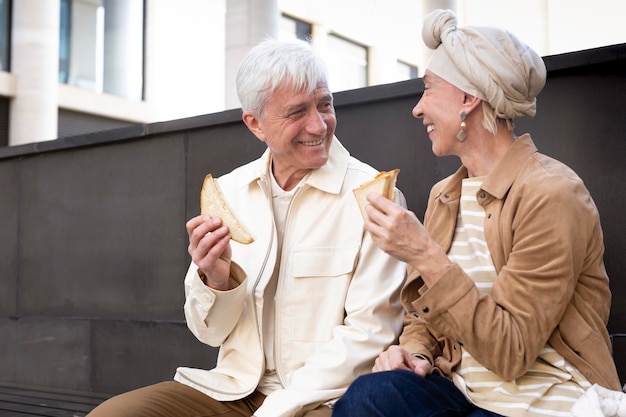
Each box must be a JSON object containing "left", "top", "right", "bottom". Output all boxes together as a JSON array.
[
  {"left": 280, "top": 14, "right": 312, "bottom": 42},
  {"left": 396, "top": 60, "right": 418, "bottom": 81},
  {"left": 278, "top": 15, "right": 367, "bottom": 92},
  {"left": 326, "top": 34, "right": 367, "bottom": 92},
  {"left": 0, "top": 0, "right": 10, "bottom": 71},
  {"left": 59, "top": 0, "right": 144, "bottom": 101}
]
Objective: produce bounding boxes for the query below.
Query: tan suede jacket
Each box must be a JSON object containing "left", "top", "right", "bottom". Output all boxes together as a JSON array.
[{"left": 400, "top": 134, "right": 621, "bottom": 391}]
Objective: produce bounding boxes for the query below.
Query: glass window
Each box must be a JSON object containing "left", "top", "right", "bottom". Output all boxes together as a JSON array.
[
  {"left": 59, "top": 0, "right": 70, "bottom": 83},
  {"left": 59, "top": 0, "right": 144, "bottom": 101},
  {"left": 0, "top": 0, "right": 10, "bottom": 71},
  {"left": 326, "top": 34, "right": 367, "bottom": 92},
  {"left": 396, "top": 60, "right": 418, "bottom": 81},
  {"left": 280, "top": 14, "right": 312, "bottom": 42}
]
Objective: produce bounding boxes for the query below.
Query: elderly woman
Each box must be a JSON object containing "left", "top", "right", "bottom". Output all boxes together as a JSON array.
[{"left": 331, "top": 9, "right": 621, "bottom": 417}]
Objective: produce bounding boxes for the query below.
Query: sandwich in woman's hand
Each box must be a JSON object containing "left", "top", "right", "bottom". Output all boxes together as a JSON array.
[
  {"left": 352, "top": 169, "right": 400, "bottom": 220},
  {"left": 200, "top": 174, "right": 255, "bottom": 244}
]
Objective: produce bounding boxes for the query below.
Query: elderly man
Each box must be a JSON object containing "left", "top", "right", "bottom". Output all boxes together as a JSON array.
[{"left": 87, "top": 39, "right": 406, "bottom": 417}]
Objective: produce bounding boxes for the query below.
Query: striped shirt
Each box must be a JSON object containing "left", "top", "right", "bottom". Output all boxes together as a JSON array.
[{"left": 448, "top": 178, "right": 590, "bottom": 416}]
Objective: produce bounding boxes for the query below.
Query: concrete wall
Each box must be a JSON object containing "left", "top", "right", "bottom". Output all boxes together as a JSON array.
[{"left": 0, "top": 43, "right": 625, "bottom": 394}]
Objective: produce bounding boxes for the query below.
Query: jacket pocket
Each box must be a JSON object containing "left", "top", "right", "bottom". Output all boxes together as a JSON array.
[{"left": 288, "top": 245, "right": 359, "bottom": 342}]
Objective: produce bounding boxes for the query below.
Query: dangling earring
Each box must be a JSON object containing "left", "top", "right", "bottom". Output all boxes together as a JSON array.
[{"left": 456, "top": 111, "right": 467, "bottom": 142}]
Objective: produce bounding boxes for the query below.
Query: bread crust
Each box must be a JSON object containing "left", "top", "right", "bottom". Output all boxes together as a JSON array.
[
  {"left": 200, "top": 174, "right": 254, "bottom": 244},
  {"left": 352, "top": 169, "right": 400, "bottom": 220}
]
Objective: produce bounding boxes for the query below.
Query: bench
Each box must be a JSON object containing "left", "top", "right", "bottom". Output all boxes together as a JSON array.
[{"left": 0, "top": 382, "right": 109, "bottom": 417}]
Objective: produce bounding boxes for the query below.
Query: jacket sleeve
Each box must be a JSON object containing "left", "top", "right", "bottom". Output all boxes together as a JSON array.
[
  {"left": 183, "top": 261, "right": 248, "bottom": 346},
  {"left": 254, "top": 191, "right": 408, "bottom": 417},
  {"left": 398, "top": 278, "right": 441, "bottom": 366}
]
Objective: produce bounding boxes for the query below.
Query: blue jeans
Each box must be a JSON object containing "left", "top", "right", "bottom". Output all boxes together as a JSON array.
[{"left": 332, "top": 370, "right": 504, "bottom": 417}]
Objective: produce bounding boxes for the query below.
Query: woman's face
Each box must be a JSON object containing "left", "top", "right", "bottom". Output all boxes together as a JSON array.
[{"left": 412, "top": 70, "right": 467, "bottom": 157}]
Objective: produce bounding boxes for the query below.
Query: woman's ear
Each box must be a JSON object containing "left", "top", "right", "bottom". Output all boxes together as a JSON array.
[
  {"left": 242, "top": 112, "right": 266, "bottom": 142},
  {"left": 462, "top": 94, "right": 482, "bottom": 114}
]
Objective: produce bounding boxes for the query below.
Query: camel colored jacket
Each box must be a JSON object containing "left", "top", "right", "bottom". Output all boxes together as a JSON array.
[
  {"left": 400, "top": 134, "right": 621, "bottom": 391},
  {"left": 175, "top": 139, "right": 407, "bottom": 417}
]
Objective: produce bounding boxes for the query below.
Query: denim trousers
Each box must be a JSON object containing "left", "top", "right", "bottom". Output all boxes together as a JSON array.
[{"left": 332, "top": 370, "right": 504, "bottom": 417}]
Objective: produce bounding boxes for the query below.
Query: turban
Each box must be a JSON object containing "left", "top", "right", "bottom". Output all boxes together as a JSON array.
[{"left": 422, "top": 9, "right": 547, "bottom": 119}]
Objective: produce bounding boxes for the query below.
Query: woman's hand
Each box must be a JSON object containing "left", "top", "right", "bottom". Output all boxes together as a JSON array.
[
  {"left": 186, "top": 215, "right": 233, "bottom": 290},
  {"left": 373, "top": 345, "right": 432, "bottom": 377},
  {"left": 364, "top": 193, "right": 452, "bottom": 286}
]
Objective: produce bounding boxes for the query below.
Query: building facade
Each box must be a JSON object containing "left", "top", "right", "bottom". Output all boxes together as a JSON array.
[{"left": 0, "top": 0, "right": 624, "bottom": 146}]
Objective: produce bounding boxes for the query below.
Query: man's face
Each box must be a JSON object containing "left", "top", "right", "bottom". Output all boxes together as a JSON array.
[{"left": 243, "top": 82, "right": 336, "bottom": 189}]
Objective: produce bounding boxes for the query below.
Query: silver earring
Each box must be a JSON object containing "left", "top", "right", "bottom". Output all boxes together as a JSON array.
[{"left": 456, "top": 111, "right": 467, "bottom": 142}]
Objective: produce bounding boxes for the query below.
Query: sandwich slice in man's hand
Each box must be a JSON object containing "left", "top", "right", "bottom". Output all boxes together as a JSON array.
[{"left": 201, "top": 174, "right": 255, "bottom": 244}]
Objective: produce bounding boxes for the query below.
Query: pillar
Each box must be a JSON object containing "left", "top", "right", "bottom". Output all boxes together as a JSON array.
[{"left": 10, "top": 0, "right": 60, "bottom": 145}]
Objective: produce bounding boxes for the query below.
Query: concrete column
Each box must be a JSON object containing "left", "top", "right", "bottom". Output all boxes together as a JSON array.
[
  {"left": 10, "top": 0, "right": 60, "bottom": 145},
  {"left": 224, "top": 0, "right": 279, "bottom": 110}
]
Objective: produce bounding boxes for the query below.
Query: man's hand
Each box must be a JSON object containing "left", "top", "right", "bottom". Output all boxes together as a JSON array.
[
  {"left": 186, "top": 215, "right": 233, "bottom": 290},
  {"left": 373, "top": 345, "right": 432, "bottom": 377}
]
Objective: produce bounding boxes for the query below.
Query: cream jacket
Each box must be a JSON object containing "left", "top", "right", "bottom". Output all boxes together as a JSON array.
[
  {"left": 175, "top": 138, "right": 407, "bottom": 417},
  {"left": 400, "top": 134, "right": 621, "bottom": 391}
]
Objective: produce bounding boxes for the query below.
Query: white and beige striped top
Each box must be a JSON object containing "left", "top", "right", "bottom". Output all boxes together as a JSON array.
[{"left": 447, "top": 178, "right": 590, "bottom": 417}]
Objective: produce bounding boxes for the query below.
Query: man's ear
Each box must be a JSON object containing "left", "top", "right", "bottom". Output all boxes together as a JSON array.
[{"left": 242, "top": 112, "right": 266, "bottom": 142}]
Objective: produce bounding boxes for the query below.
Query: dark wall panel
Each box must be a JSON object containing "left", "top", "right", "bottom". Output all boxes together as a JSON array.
[
  {"left": 0, "top": 318, "right": 18, "bottom": 382},
  {"left": 0, "top": 317, "right": 91, "bottom": 389},
  {"left": 91, "top": 320, "right": 217, "bottom": 394},
  {"left": 0, "top": 160, "right": 18, "bottom": 316},
  {"left": 18, "top": 135, "right": 188, "bottom": 320}
]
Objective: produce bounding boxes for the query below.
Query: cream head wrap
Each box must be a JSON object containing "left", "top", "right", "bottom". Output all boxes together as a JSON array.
[{"left": 422, "top": 9, "right": 547, "bottom": 119}]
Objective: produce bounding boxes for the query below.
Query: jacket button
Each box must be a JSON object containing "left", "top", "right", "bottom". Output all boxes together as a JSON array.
[{"left": 422, "top": 306, "right": 429, "bottom": 313}]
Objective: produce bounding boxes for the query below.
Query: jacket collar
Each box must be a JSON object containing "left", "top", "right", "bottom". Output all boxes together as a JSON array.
[
  {"left": 482, "top": 134, "right": 537, "bottom": 199},
  {"left": 235, "top": 136, "right": 350, "bottom": 195},
  {"left": 439, "top": 134, "right": 538, "bottom": 200}
]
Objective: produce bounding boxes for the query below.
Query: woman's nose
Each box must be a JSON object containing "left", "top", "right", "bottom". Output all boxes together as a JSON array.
[{"left": 412, "top": 99, "right": 424, "bottom": 119}]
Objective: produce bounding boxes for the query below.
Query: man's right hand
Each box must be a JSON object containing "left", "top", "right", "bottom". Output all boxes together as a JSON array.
[
  {"left": 373, "top": 345, "right": 432, "bottom": 377},
  {"left": 186, "top": 215, "right": 233, "bottom": 291}
]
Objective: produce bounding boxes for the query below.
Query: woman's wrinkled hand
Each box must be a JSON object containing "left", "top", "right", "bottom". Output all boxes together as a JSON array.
[
  {"left": 373, "top": 345, "right": 432, "bottom": 377},
  {"left": 364, "top": 193, "right": 452, "bottom": 286}
]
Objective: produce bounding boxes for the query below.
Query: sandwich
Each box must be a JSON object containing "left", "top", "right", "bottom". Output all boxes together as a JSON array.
[
  {"left": 200, "top": 174, "right": 255, "bottom": 244},
  {"left": 352, "top": 169, "right": 400, "bottom": 219}
]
